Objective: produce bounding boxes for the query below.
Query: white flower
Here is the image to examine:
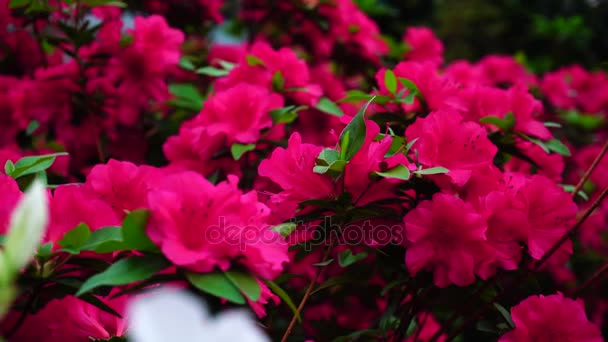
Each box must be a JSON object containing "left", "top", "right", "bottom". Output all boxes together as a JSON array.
[
  {"left": 127, "top": 288, "right": 270, "bottom": 342},
  {"left": 3, "top": 180, "right": 49, "bottom": 273}
]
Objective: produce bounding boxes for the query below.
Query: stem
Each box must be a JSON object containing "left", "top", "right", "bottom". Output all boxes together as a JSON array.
[
  {"left": 573, "top": 262, "right": 608, "bottom": 296},
  {"left": 534, "top": 184, "right": 608, "bottom": 271},
  {"left": 571, "top": 141, "right": 608, "bottom": 199},
  {"left": 280, "top": 241, "right": 335, "bottom": 342},
  {"left": 4, "top": 289, "right": 37, "bottom": 339}
]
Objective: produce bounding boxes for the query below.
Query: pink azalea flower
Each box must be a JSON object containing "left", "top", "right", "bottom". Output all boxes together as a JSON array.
[
  {"left": 146, "top": 172, "right": 288, "bottom": 278},
  {"left": 460, "top": 85, "right": 551, "bottom": 140},
  {"left": 499, "top": 293, "right": 603, "bottom": 342},
  {"left": 3, "top": 295, "right": 127, "bottom": 341},
  {"left": 403, "top": 26, "right": 444, "bottom": 66},
  {"left": 193, "top": 84, "right": 283, "bottom": 144},
  {"left": 258, "top": 133, "right": 336, "bottom": 203},
  {"left": 406, "top": 109, "right": 498, "bottom": 187},
  {"left": 47, "top": 184, "right": 120, "bottom": 244},
  {"left": 514, "top": 174, "right": 578, "bottom": 263},
  {"left": 85, "top": 159, "right": 157, "bottom": 218},
  {"left": 403, "top": 193, "right": 492, "bottom": 287}
]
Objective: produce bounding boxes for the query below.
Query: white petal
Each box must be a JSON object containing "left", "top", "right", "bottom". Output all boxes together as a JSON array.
[
  {"left": 128, "top": 288, "right": 210, "bottom": 342},
  {"left": 211, "top": 310, "right": 271, "bottom": 342},
  {"left": 4, "top": 180, "right": 49, "bottom": 272}
]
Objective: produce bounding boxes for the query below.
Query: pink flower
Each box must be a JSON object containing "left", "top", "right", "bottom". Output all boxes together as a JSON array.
[
  {"left": 514, "top": 175, "right": 577, "bottom": 263},
  {"left": 85, "top": 159, "right": 156, "bottom": 218},
  {"left": 499, "top": 293, "right": 603, "bottom": 342},
  {"left": 146, "top": 172, "right": 288, "bottom": 278},
  {"left": 406, "top": 109, "right": 498, "bottom": 187},
  {"left": 460, "top": 85, "right": 551, "bottom": 140},
  {"left": 474, "top": 190, "right": 527, "bottom": 279},
  {"left": 47, "top": 184, "right": 120, "bottom": 244},
  {"left": 0, "top": 174, "right": 22, "bottom": 234},
  {"left": 389, "top": 61, "right": 465, "bottom": 113},
  {"left": 3, "top": 295, "right": 127, "bottom": 341},
  {"left": 194, "top": 84, "right": 283, "bottom": 144},
  {"left": 541, "top": 65, "right": 608, "bottom": 113},
  {"left": 504, "top": 140, "right": 565, "bottom": 183},
  {"left": 163, "top": 124, "right": 233, "bottom": 176},
  {"left": 403, "top": 26, "right": 444, "bottom": 66},
  {"left": 405, "top": 312, "right": 446, "bottom": 342},
  {"left": 107, "top": 15, "right": 184, "bottom": 125},
  {"left": 217, "top": 41, "right": 322, "bottom": 106},
  {"left": 258, "top": 133, "right": 336, "bottom": 203},
  {"left": 477, "top": 55, "right": 537, "bottom": 88},
  {"left": 320, "top": 0, "right": 388, "bottom": 63},
  {"left": 403, "top": 193, "right": 491, "bottom": 287}
]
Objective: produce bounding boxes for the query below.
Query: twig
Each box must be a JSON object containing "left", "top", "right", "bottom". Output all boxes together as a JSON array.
[
  {"left": 571, "top": 141, "right": 608, "bottom": 199},
  {"left": 534, "top": 184, "right": 608, "bottom": 271},
  {"left": 573, "top": 262, "right": 608, "bottom": 296},
  {"left": 280, "top": 240, "right": 335, "bottom": 342}
]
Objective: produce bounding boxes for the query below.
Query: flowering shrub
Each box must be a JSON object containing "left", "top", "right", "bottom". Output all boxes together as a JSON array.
[{"left": 0, "top": 0, "right": 607, "bottom": 341}]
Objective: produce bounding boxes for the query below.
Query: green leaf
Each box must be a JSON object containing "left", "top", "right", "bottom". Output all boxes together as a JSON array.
[
  {"left": 26, "top": 120, "right": 40, "bottom": 136},
  {"left": 196, "top": 66, "right": 230, "bottom": 77},
  {"left": 544, "top": 121, "right": 562, "bottom": 128},
  {"left": 272, "top": 71, "right": 285, "bottom": 91},
  {"left": 416, "top": 167, "right": 450, "bottom": 175},
  {"left": 479, "top": 112, "right": 516, "bottom": 131},
  {"left": 265, "top": 280, "right": 301, "bottom": 322},
  {"left": 398, "top": 78, "right": 420, "bottom": 96},
  {"left": 338, "top": 249, "right": 368, "bottom": 267},
  {"left": 338, "top": 90, "right": 375, "bottom": 103},
  {"left": 245, "top": 55, "right": 265, "bottom": 67},
  {"left": 405, "top": 138, "right": 419, "bottom": 153},
  {"left": 59, "top": 223, "right": 92, "bottom": 254},
  {"left": 230, "top": 143, "right": 256, "bottom": 160},
  {"left": 517, "top": 133, "right": 550, "bottom": 153},
  {"left": 169, "top": 84, "right": 203, "bottom": 112},
  {"left": 269, "top": 106, "right": 299, "bottom": 124},
  {"left": 313, "top": 160, "right": 346, "bottom": 174},
  {"left": 218, "top": 60, "right": 236, "bottom": 71},
  {"left": 545, "top": 139, "right": 571, "bottom": 156},
  {"left": 186, "top": 271, "right": 246, "bottom": 304},
  {"left": 179, "top": 57, "right": 195, "bottom": 71},
  {"left": 315, "top": 97, "right": 344, "bottom": 117},
  {"left": 384, "top": 69, "right": 397, "bottom": 94},
  {"left": 81, "top": 0, "right": 126, "bottom": 7},
  {"left": 560, "top": 185, "right": 589, "bottom": 201},
  {"left": 375, "top": 164, "right": 411, "bottom": 181},
  {"left": 36, "top": 242, "right": 53, "bottom": 259},
  {"left": 8, "top": 153, "right": 68, "bottom": 179},
  {"left": 493, "top": 302, "right": 515, "bottom": 329},
  {"left": 224, "top": 271, "right": 261, "bottom": 301},
  {"left": 313, "top": 258, "right": 334, "bottom": 267},
  {"left": 9, "top": 0, "right": 30, "bottom": 8},
  {"left": 80, "top": 226, "right": 125, "bottom": 253},
  {"left": 122, "top": 210, "right": 157, "bottom": 253},
  {"left": 76, "top": 255, "right": 169, "bottom": 296},
  {"left": 339, "top": 98, "right": 374, "bottom": 161},
  {"left": 271, "top": 222, "right": 297, "bottom": 238},
  {"left": 4, "top": 160, "right": 15, "bottom": 175}
]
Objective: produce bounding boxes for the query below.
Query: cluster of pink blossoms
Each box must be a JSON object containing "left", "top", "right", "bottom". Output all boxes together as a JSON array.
[{"left": 0, "top": 0, "right": 607, "bottom": 341}]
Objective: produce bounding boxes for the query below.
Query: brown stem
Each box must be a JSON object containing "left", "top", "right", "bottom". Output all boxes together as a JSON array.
[
  {"left": 573, "top": 262, "right": 608, "bottom": 297},
  {"left": 571, "top": 141, "right": 608, "bottom": 199},
  {"left": 280, "top": 242, "right": 335, "bottom": 342}
]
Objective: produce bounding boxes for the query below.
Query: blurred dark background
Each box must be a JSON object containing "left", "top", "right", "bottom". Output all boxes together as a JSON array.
[{"left": 355, "top": 0, "right": 608, "bottom": 73}]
